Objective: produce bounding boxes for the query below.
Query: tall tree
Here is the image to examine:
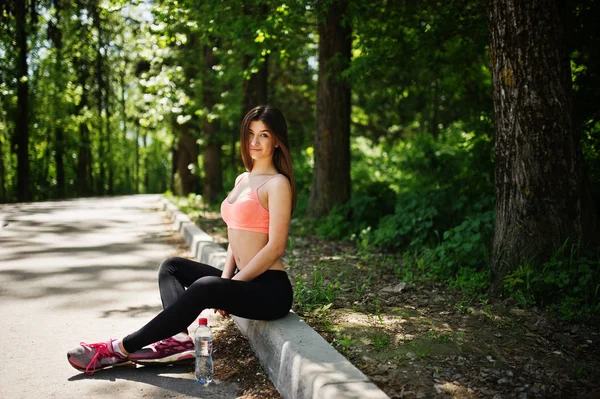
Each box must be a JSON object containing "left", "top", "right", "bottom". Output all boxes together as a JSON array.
[
  {"left": 488, "top": 0, "right": 596, "bottom": 294},
  {"left": 74, "top": 2, "right": 93, "bottom": 196},
  {"left": 174, "top": 123, "right": 199, "bottom": 196},
  {"left": 241, "top": 2, "right": 269, "bottom": 116},
  {"left": 309, "top": 0, "right": 352, "bottom": 217},
  {"left": 15, "top": 0, "right": 30, "bottom": 202},
  {"left": 92, "top": 2, "right": 106, "bottom": 195},
  {"left": 49, "top": 0, "right": 65, "bottom": 198},
  {"left": 202, "top": 44, "right": 223, "bottom": 203}
]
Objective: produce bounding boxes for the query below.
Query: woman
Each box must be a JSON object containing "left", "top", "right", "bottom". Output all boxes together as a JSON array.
[{"left": 67, "top": 105, "right": 296, "bottom": 375}]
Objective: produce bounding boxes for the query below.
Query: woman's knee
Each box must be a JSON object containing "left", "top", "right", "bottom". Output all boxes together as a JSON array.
[
  {"left": 158, "top": 256, "right": 185, "bottom": 277},
  {"left": 187, "top": 276, "right": 225, "bottom": 297}
]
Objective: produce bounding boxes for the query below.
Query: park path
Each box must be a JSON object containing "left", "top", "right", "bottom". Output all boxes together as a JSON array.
[{"left": 0, "top": 195, "right": 237, "bottom": 399}]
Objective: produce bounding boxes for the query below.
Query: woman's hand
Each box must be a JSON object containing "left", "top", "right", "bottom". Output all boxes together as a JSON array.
[{"left": 214, "top": 308, "right": 230, "bottom": 318}]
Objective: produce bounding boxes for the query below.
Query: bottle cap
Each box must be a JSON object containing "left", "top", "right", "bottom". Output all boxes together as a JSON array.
[{"left": 199, "top": 318, "right": 208, "bottom": 325}]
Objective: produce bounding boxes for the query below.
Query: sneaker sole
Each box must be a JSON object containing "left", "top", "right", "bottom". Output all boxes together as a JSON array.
[
  {"left": 67, "top": 354, "right": 134, "bottom": 373},
  {"left": 130, "top": 351, "right": 194, "bottom": 365}
]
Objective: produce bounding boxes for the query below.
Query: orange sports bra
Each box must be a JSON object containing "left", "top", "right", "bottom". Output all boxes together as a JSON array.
[{"left": 220, "top": 174, "right": 277, "bottom": 234}]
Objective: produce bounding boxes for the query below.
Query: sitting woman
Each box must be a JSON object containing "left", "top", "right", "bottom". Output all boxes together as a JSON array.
[{"left": 68, "top": 104, "right": 296, "bottom": 374}]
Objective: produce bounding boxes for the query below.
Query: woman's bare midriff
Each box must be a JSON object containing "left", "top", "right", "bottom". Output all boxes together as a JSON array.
[{"left": 228, "top": 228, "right": 285, "bottom": 271}]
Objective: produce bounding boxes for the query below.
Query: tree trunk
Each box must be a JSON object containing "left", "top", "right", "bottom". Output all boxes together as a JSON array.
[
  {"left": 120, "top": 62, "right": 129, "bottom": 193},
  {"left": 431, "top": 79, "right": 439, "bottom": 139},
  {"left": 176, "top": 128, "right": 199, "bottom": 196},
  {"left": 93, "top": 3, "right": 105, "bottom": 195},
  {"left": 143, "top": 130, "right": 149, "bottom": 192},
  {"left": 203, "top": 45, "right": 223, "bottom": 204},
  {"left": 75, "top": 73, "right": 93, "bottom": 197},
  {"left": 242, "top": 54, "right": 269, "bottom": 115},
  {"left": 308, "top": 0, "right": 352, "bottom": 217},
  {"left": 50, "top": 0, "right": 65, "bottom": 198},
  {"left": 241, "top": 3, "right": 269, "bottom": 116},
  {"left": 106, "top": 81, "right": 113, "bottom": 195},
  {"left": 75, "top": 52, "right": 93, "bottom": 196},
  {"left": 135, "top": 121, "right": 141, "bottom": 193},
  {"left": 0, "top": 129, "right": 5, "bottom": 203},
  {"left": 15, "top": 0, "right": 30, "bottom": 202},
  {"left": 488, "top": 0, "right": 596, "bottom": 295},
  {"left": 170, "top": 143, "right": 176, "bottom": 194},
  {"left": 77, "top": 121, "right": 93, "bottom": 196}
]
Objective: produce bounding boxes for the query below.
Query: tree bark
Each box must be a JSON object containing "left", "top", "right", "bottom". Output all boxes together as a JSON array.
[
  {"left": 120, "top": 57, "right": 129, "bottom": 193},
  {"left": 143, "top": 130, "right": 149, "bottom": 192},
  {"left": 0, "top": 128, "right": 5, "bottom": 203},
  {"left": 93, "top": 3, "right": 105, "bottom": 195},
  {"left": 241, "top": 3, "right": 269, "bottom": 116},
  {"left": 15, "top": 0, "right": 30, "bottom": 202},
  {"left": 74, "top": 39, "right": 93, "bottom": 196},
  {"left": 75, "top": 58, "right": 93, "bottom": 196},
  {"left": 488, "top": 0, "right": 596, "bottom": 295},
  {"left": 242, "top": 54, "right": 269, "bottom": 115},
  {"left": 308, "top": 0, "right": 352, "bottom": 217},
  {"left": 175, "top": 127, "right": 199, "bottom": 196},
  {"left": 203, "top": 45, "right": 223, "bottom": 204},
  {"left": 106, "top": 79, "right": 113, "bottom": 195},
  {"left": 135, "top": 120, "right": 141, "bottom": 193},
  {"left": 50, "top": 0, "right": 65, "bottom": 198}
]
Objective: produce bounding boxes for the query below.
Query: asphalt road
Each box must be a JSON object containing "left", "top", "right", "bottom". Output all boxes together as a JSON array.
[{"left": 0, "top": 195, "right": 238, "bottom": 399}]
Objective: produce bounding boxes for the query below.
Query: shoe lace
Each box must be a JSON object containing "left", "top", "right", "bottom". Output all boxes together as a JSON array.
[
  {"left": 81, "top": 341, "right": 111, "bottom": 375},
  {"left": 154, "top": 337, "right": 189, "bottom": 352}
]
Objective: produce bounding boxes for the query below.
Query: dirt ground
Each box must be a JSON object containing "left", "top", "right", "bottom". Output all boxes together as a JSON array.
[
  {"left": 283, "top": 234, "right": 600, "bottom": 399},
  {"left": 179, "top": 206, "right": 600, "bottom": 399}
]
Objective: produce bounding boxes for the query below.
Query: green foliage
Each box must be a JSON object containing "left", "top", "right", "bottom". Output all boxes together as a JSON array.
[
  {"left": 315, "top": 186, "right": 395, "bottom": 240},
  {"left": 293, "top": 269, "right": 340, "bottom": 314},
  {"left": 429, "top": 205, "right": 494, "bottom": 287},
  {"left": 347, "top": 0, "right": 492, "bottom": 140},
  {"left": 393, "top": 206, "right": 494, "bottom": 298},
  {"left": 370, "top": 192, "right": 439, "bottom": 250},
  {"left": 503, "top": 241, "right": 600, "bottom": 320},
  {"left": 334, "top": 332, "right": 359, "bottom": 356},
  {"left": 314, "top": 125, "right": 494, "bottom": 246},
  {"left": 370, "top": 331, "right": 391, "bottom": 351}
]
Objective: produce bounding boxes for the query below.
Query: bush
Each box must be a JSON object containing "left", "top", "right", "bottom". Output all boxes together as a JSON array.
[
  {"left": 394, "top": 205, "right": 495, "bottom": 298},
  {"left": 369, "top": 191, "right": 439, "bottom": 250},
  {"left": 315, "top": 181, "right": 397, "bottom": 240},
  {"left": 503, "top": 241, "right": 600, "bottom": 321},
  {"left": 428, "top": 207, "right": 495, "bottom": 280},
  {"left": 293, "top": 269, "right": 340, "bottom": 314}
]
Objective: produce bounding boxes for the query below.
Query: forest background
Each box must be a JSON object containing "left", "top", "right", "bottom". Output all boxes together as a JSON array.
[{"left": 1, "top": 0, "right": 600, "bottom": 323}]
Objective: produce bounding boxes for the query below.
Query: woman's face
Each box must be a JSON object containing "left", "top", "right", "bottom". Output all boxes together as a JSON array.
[{"left": 248, "top": 120, "right": 277, "bottom": 162}]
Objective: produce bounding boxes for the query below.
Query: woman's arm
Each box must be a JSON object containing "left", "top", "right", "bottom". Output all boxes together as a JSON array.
[
  {"left": 232, "top": 175, "right": 292, "bottom": 282},
  {"left": 220, "top": 172, "right": 247, "bottom": 279},
  {"left": 221, "top": 244, "right": 236, "bottom": 279}
]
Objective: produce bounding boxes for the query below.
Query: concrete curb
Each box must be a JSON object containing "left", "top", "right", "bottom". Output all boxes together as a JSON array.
[{"left": 161, "top": 197, "right": 389, "bottom": 399}]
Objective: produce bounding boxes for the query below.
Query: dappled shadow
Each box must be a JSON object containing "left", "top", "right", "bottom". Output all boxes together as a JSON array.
[
  {"left": 67, "top": 364, "right": 240, "bottom": 398},
  {"left": 1, "top": 239, "right": 168, "bottom": 263},
  {"left": 0, "top": 263, "right": 158, "bottom": 301},
  {"left": 101, "top": 304, "right": 163, "bottom": 319},
  {"left": 282, "top": 233, "right": 600, "bottom": 397}
]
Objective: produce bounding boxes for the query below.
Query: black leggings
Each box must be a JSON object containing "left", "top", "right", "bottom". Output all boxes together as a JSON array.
[{"left": 122, "top": 257, "right": 293, "bottom": 353}]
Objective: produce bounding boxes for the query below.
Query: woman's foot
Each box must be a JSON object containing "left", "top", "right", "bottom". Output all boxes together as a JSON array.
[
  {"left": 129, "top": 336, "right": 194, "bottom": 365},
  {"left": 67, "top": 339, "right": 131, "bottom": 375}
]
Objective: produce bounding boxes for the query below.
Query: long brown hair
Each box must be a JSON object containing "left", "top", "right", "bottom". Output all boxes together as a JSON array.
[{"left": 240, "top": 105, "right": 297, "bottom": 213}]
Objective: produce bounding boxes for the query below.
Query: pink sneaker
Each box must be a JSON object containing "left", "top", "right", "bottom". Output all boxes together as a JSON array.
[
  {"left": 129, "top": 336, "right": 194, "bottom": 365},
  {"left": 67, "top": 339, "right": 131, "bottom": 375}
]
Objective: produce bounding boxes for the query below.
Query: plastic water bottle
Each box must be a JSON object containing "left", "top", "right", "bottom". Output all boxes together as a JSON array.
[{"left": 194, "top": 317, "right": 213, "bottom": 385}]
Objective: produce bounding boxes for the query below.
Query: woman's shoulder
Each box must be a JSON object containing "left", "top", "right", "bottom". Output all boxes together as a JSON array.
[
  {"left": 234, "top": 172, "right": 249, "bottom": 185},
  {"left": 266, "top": 174, "right": 291, "bottom": 192}
]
